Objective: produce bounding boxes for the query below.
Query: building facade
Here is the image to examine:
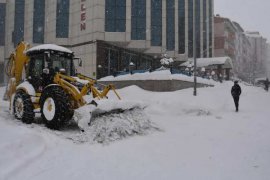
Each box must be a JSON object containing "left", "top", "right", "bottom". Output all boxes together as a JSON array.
[
  {"left": 1, "top": 0, "right": 214, "bottom": 79},
  {"left": 245, "top": 32, "right": 268, "bottom": 80},
  {"left": 214, "top": 16, "right": 237, "bottom": 61},
  {"left": 214, "top": 15, "right": 268, "bottom": 82},
  {"left": 232, "top": 21, "right": 253, "bottom": 82},
  {"left": 267, "top": 43, "right": 270, "bottom": 78}
]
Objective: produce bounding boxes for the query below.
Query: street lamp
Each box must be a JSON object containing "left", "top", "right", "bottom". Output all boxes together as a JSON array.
[
  {"left": 97, "top": 64, "right": 102, "bottom": 79},
  {"left": 187, "top": 62, "right": 193, "bottom": 76},
  {"left": 201, "top": 67, "right": 206, "bottom": 78},
  {"left": 129, "top": 62, "right": 135, "bottom": 74}
]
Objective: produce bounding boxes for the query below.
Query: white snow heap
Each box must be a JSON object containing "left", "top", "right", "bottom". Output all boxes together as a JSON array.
[
  {"left": 73, "top": 100, "right": 159, "bottom": 143},
  {"left": 1, "top": 80, "right": 270, "bottom": 179},
  {"left": 160, "top": 57, "right": 174, "bottom": 65}
]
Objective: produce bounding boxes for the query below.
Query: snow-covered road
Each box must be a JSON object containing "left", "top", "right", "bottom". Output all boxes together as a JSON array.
[{"left": 1, "top": 82, "right": 270, "bottom": 180}]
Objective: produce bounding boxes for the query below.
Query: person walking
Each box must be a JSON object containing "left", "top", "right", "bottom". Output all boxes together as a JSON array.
[
  {"left": 231, "top": 80, "right": 242, "bottom": 112},
  {"left": 264, "top": 78, "right": 269, "bottom": 91}
]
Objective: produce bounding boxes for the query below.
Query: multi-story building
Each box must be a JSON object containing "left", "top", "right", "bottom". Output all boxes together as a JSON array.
[
  {"left": 245, "top": 31, "right": 267, "bottom": 80},
  {"left": 1, "top": 0, "right": 214, "bottom": 79},
  {"left": 214, "top": 15, "right": 237, "bottom": 62},
  {"left": 232, "top": 21, "right": 253, "bottom": 82},
  {"left": 214, "top": 14, "right": 268, "bottom": 82},
  {"left": 267, "top": 43, "right": 270, "bottom": 78}
]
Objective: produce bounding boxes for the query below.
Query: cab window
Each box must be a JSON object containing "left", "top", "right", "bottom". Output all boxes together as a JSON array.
[{"left": 29, "top": 55, "right": 44, "bottom": 78}]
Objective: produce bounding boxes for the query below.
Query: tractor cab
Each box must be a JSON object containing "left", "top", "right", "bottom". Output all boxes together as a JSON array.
[
  {"left": 25, "top": 44, "right": 76, "bottom": 91},
  {"left": 5, "top": 42, "right": 126, "bottom": 130}
]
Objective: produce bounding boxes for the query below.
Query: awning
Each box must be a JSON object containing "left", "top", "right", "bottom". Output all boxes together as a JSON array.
[{"left": 180, "top": 57, "right": 233, "bottom": 69}]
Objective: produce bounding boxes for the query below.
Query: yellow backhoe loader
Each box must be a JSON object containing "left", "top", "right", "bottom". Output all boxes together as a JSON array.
[{"left": 3, "top": 41, "right": 128, "bottom": 130}]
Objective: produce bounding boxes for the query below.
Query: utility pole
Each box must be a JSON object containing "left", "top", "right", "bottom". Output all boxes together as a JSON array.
[{"left": 193, "top": 1, "right": 197, "bottom": 96}]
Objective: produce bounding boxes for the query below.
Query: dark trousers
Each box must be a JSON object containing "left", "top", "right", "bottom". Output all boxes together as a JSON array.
[{"left": 233, "top": 96, "right": 239, "bottom": 111}]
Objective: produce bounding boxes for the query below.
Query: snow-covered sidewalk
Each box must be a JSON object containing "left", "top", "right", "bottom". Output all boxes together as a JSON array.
[{"left": 0, "top": 82, "right": 270, "bottom": 180}]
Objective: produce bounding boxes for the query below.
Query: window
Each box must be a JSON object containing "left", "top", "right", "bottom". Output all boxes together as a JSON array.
[
  {"left": 29, "top": 55, "right": 44, "bottom": 78},
  {"left": 188, "top": 0, "right": 193, "bottom": 57},
  {"left": 56, "top": 0, "right": 70, "bottom": 38},
  {"left": 13, "top": 0, "right": 25, "bottom": 47},
  {"left": 33, "top": 0, "right": 45, "bottom": 43},
  {"left": 166, "top": 0, "right": 175, "bottom": 51},
  {"left": 131, "top": 0, "right": 146, "bottom": 40},
  {"left": 0, "top": 3, "right": 6, "bottom": 46},
  {"left": 28, "top": 55, "right": 44, "bottom": 89},
  {"left": 151, "top": 0, "right": 162, "bottom": 46},
  {"left": 178, "top": 0, "right": 185, "bottom": 54},
  {"left": 105, "top": 0, "right": 126, "bottom": 32},
  {"left": 51, "top": 55, "right": 74, "bottom": 76}
]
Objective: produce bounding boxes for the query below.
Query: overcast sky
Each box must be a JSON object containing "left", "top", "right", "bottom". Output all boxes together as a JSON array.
[{"left": 215, "top": 0, "right": 270, "bottom": 42}]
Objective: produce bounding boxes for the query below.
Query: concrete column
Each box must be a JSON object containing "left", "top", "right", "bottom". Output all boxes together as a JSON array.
[
  {"left": 24, "top": 0, "right": 33, "bottom": 44},
  {"left": 211, "top": 0, "right": 214, "bottom": 57},
  {"left": 206, "top": 0, "right": 209, "bottom": 57},
  {"left": 146, "top": 0, "right": 151, "bottom": 47},
  {"left": 175, "top": 0, "right": 179, "bottom": 56},
  {"left": 126, "top": 0, "right": 131, "bottom": 41},
  {"left": 200, "top": 0, "right": 203, "bottom": 57},
  {"left": 184, "top": 0, "right": 189, "bottom": 58},
  {"left": 44, "top": 0, "right": 57, "bottom": 44},
  {"left": 162, "top": 0, "right": 166, "bottom": 53}
]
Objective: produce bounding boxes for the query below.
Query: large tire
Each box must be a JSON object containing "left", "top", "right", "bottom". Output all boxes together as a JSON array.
[
  {"left": 40, "top": 86, "right": 73, "bottom": 130},
  {"left": 13, "top": 90, "right": 34, "bottom": 124}
]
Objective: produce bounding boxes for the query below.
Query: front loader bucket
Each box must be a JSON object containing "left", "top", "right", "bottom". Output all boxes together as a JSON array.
[
  {"left": 72, "top": 100, "right": 159, "bottom": 144},
  {"left": 74, "top": 100, "right": 146, "bottom": 131}
]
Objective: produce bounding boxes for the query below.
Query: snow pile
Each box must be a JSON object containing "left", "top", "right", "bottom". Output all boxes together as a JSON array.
[
  {"left": 160, "top": 57, "right": 174, "bottom": 65},
  {"left": 1, "top": 82, "right": 270, "bottom": 180},
  {"left": 72, "top": 100, "right": 160, "bottom": 144},
  {"left": 69, "top": 108, "right": 159, "bottom": 144}
]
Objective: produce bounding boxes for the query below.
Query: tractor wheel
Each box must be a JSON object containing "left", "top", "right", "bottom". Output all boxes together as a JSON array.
[
  {"left": 40, "top": 86, "right": 73, "bottom": 130},
  {"left": 13, "top": 90, "right": 34, "bottom": 124}
]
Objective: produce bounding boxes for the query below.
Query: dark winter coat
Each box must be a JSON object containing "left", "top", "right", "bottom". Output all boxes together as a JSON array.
[
  {"left": 264, "top": 79, "right": 269, "bottom": 90},
  {"left": 231, "top": 84, "right": 241, "bottom": 97}
]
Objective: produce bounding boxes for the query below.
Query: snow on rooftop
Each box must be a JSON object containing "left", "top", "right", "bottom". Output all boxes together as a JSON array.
[
  {"left": 100, "top": 69, "right": 216, "bottom": 85},
  {"left": 26, "top": 44, "right": 73, "bottom": 54},
  {"left": 180, "top": 57, "right": 233, "bottom": 69}
]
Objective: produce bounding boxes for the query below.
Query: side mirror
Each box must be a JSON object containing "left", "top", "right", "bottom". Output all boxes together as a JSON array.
[
  {"left": 74, "top": 57, "right": 82, "bottom": 67},
  {"left": 43, "top": 68, "right": 50, "bottom": 74},
  {"left": 44, "top": 52, "right": 50, "bottom": 62}
]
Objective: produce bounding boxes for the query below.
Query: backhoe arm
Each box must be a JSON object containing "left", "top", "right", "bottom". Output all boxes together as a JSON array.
[
  {"left": 77, "top": 73, "right": 121, "bottom": 99},
  {"left": 53, "top": 73, "right": 121, "bottom": 109},
  {"left": 4, "top": 42, "right": 30, "bottom": 101}
]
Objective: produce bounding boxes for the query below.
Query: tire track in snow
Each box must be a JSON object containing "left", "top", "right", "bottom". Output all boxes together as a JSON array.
[{"left": 0, "top": 130, "right": 47, "bottom": 180}]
